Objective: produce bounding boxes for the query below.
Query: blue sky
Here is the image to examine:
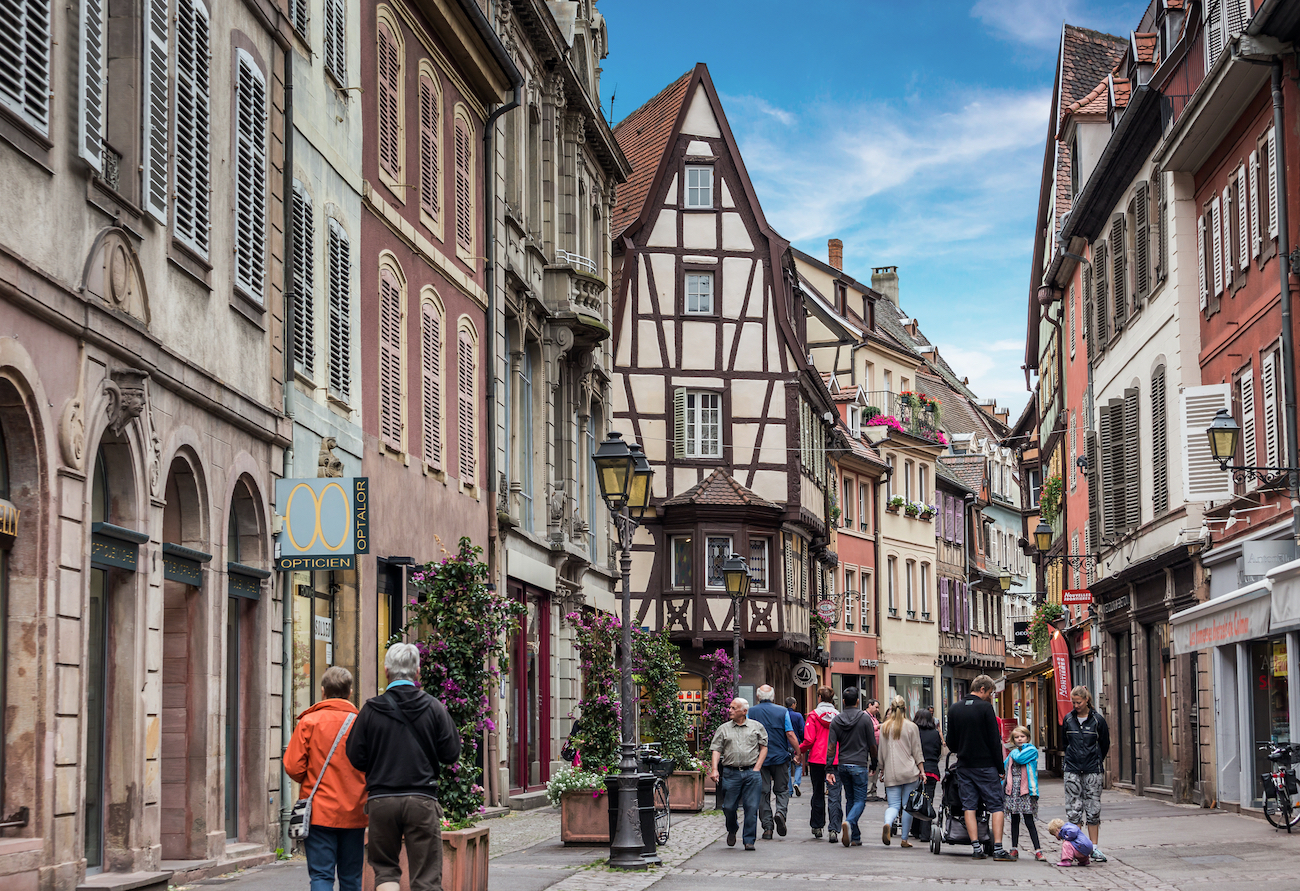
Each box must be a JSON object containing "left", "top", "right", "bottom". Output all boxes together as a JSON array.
[{"left": 598, "top": 0, "right": 1146, "bottom": 414}]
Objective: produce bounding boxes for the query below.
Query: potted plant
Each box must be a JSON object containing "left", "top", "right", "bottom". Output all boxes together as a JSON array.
[
  {"left": 1039, "top": 474, "right": 1064, "bottom": 525},
  {"left": 887, "top": 495, "right": 904, "bottom": 513},
  {"left": 633, "top": 628, "right": 706, "bottom": 812},
  {"left": 558, "top": 610, "right": 622, "bottom": 842},
  {"left": 548, "top": 766, "right": 611, "bottom": 844},
  {"left": 918, "top": 503, "right": 937, "bottom": 521},
  {"left": 700, "top": 649, "right": 735, "bottom": 795},
  {"left": 904, "top": 500, "right": 920, "bottom": 517}
]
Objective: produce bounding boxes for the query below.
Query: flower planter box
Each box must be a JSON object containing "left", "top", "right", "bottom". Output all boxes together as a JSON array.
[
  {"left": 667, "top": 770, "right": 706, "bottom": 812},
  {"left": 560, "top": 788, "right": 610, "bottom": 845},
  {"left": 361, "top": 824, "right": 489, "bottom": 891},
  {"left": 886, "top": 505, "right": 901, "bottom": 514}
]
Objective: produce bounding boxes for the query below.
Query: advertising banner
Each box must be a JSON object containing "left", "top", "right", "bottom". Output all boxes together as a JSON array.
[{"left": 1049, "top": 629, "right": 1072, "bottom": 721}]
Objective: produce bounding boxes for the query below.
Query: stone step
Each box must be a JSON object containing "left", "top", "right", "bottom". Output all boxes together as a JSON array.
[
  {"left": 508, "top": 790, "right": 551, "bottom": 811},
  {"left": 76, "top": 870, "right": 172, "bottom": 891}
]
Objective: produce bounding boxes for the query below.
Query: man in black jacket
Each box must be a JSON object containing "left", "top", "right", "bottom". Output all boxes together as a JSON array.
[
  {"left": 1061, "top": 685, "right": 1110, "bottom": 862},
  {"left": 825, "top": 686, "right": 877, "bottom": 847},
  {"left": 945, "top": 675, "right": 1013, "bottom": 861},
  {"left": 347, "top": 643, "right": 461, "bottom": 891}
]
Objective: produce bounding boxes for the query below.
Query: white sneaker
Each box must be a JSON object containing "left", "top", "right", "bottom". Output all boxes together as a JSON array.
[{"left": 1090, "top": 848, "right": 1108, "bottom": 863}]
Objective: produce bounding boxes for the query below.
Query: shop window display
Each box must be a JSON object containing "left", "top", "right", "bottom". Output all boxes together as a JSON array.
[{"left": 1253, "top": 636, "right": 1291, "bottom": 805}]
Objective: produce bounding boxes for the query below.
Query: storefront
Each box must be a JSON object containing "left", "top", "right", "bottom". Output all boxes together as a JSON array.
[
  {"left": 889, "top": 673, "right": 934, "bottom": 715},
  {"left": 829, "top": 634, "right": 879, "bottom": 705},
  {"left": 1003, "top": 661, "right": 1053, "bottom": 766}
]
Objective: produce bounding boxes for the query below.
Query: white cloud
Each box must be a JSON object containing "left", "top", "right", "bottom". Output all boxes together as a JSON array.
[
  {"left": 970, "top": 0, "right": 1147, "bottom": 49},
  {"left": 936, "top": 341, "right": 1030, "bottom": 416}
]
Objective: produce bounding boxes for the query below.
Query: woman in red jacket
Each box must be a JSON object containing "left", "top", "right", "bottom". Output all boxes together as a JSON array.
[{"left": 799, "top": 686, "right": 844, "bottom": 843}]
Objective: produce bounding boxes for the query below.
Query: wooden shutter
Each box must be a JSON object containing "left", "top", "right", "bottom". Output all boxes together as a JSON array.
[
  {"left": 1263, "top": 350, "right": 1281, "bottom": 468},
  {"left": 142, "top": 0, "right": 170, "bottom": 223},
  {"left": 1156, "top": 167, "right": 1169, "bottom": 281},
  {"left": 939, "top": 578, "right": 948, "bottom": 631},
  {"left": 954, "top": 499, "right": 963, "bottom": 546},
  {"left": 1206, "top": 0, "right": 1223, "bottom": 68},
  {"left": 290, "top": 0, "right": 308, "bottom": 37},
  {"left": 1134, "top": 182, "right": 1150, "bottom": 300},
  {"left": 420, "top": 302, "right": 442, "bottom": 469},
  {"left": 419, "top": 76, "right": 439, "bottom": 221},
  {"left": 1087, "top": 431, "right": 1100, "bottom": 548},
  {"left": 1237, "top": 165, "right": 1249, "bottom": 271},
  {"left": 1268, "top": 127, "right": 1280, "bottom": 239},
  {"left": 1110, "top": 215, "right": 1126, "bottom": 329},
  {"left": 1211, "top": 196, "right": 1223, "bottom": 296},
  {"left": 1084, "top": 260, "right": 1095, "bottom": 363},
  {"left": 325, "top": 0, "right": 346, "bottom": 85},
  {"left": 1152, "top": 367, "right": 1168, "bottom": 515},
  {"left": 327, "top": 221, "right": 350, "bottom": 398},
  {"left": 1197, "top": 214, "right": 1208, "bottom": 310},
  {"left": 1240, "top": 367, "right": 1256, "bottom": 491},
  {"left": 0, "top": 0, "right": 51, "bottom": 131},
  {"left": 174, "top": 0, "right": 211, "bottom": 255},
  {"left": 1100, "top": 401, "right": 1118, "bottom": 539},
  {"left": 77, "top": 0, "right": 104, "bottom": 171},
  {"left": 454, "top": 118, "right": 473, "bottom": 252},
  {"left": 1123, "top": 388, "right": 1140, "bottom": 531},
  {"left": 1094, "top": 240, "right": 1109, "bottom": 346},
  {"left": 1226, "top": 0, "right": 1248, "bottom": 32},
  {"left": 1250, "top": 149, "right": 1262, "bottom": 257},
  {"left": 1222, "top": 185, "right": 1234, "bottom": 286},
  {"left": 1182, "top": 384, "right": 1234, "bottom": 502},
  {"left": 673, "top": 388, "right": 686, "bottom": 458},
  {"left": 379, "top": 270, "right": 402, "bottom": 448},
  {"left": 235, "top": 51, "right": 268, "bottom": 301},
  {"left": 458, "top": 329, "right": 475, "bottom": 483},
  {"left": 291, "top": 185, "right": 314, "bottom": 375},
  {"left": 378, "top": 23, "right": 401, "bottom": 177}
]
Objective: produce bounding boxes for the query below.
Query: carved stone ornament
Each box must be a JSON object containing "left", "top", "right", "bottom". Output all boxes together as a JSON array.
[
  {"left": 81, "top": 227, "right": 151, "bottom": 326},
  {"left": 317, "top": 437, "right": 344, "bottom": 478},
  {"left": 104, "top": 367, "right": 150, "bottom": 436},
  {"left": 563, "top": 112, "right": 586, "bottom": 145},
  {"left": 142, "top": 382, "right": 162, "bottom": 496},
  {"left": 58, "top": 348, "right": 88, "bottom": 470},
  {"left": 548, "top": 72, "right": 566, "bottom": 109}
]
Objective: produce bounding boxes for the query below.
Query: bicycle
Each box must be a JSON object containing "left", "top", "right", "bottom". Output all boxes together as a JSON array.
[
  {"left": 637, "top": 743, "right": 675, "bottom": 845},
  {"left": 1258, "top": 740, "right": 1300, "bottom": 831}
]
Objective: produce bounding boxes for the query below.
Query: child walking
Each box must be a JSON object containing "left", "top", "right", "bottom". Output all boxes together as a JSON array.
[
  {"left": 1046, "top": 818, "right": 1094, "bottom": 867},
  {"left": 1003, "top": 725, "right": 1043, "bottom": 861}
]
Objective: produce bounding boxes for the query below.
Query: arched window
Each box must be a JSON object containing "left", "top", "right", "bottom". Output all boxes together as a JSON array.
[
  {"left": 420, "top": 295, "right": 443, "bottom": 469},
  {"left": 457, "top": 322, "right": 477, "bottom": 485},
  {"left": 377, "top": 17, "right": 402, "bottom": 180},
  {"left": 454, "top": 112, "right": 473, "bottom": 256},
  {"left": 379, "top": 263, "right": 404, "bottom": 449},
  {"left": 418, "top": 69, "right": 440, "bottom": 228}
]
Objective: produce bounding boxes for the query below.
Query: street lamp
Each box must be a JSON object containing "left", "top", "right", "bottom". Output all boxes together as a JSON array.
[
  {"left": 1033, "top": 520, "right": 1053, "bottom": 555},
  {"left": 1034, "top": 518, "right": 1097, "bottom": 574},
  {"left": 1204, "top": 408, "right": 1300, "bottom": 488},
  {"left": 721, "top": 553, "right": 752, "bottom": 692},
  {"left": 998, "top": 570, "right": 1012, "bottom": 592},
  {"left": 592, "top": 431, "right": 653, "bottom": 870}
]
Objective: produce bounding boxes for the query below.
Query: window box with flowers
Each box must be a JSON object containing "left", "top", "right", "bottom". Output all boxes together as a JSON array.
[
  {"left": 918, "top": 503, "right": 937, "bottom": 521},
  {"left": 1039, "top": 474, "right": 1064, "bottom": 525},
  {"left": 887, "top": 495, "right": 904, "bottom": 513},
  {"left": 904, "top": 501, "right": 920, "bottom": 517}
]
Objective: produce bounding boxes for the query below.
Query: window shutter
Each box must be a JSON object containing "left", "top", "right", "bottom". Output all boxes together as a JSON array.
[
  {"left": 78, "top": 0, "right": 104, "bottom": 171},
  {"left": 1268, "top": 126, "right": 1280, "bottom": 239},
  {"left": 1182, "top": 384, "right": 1234, "bottom": 502},
  {"left": 1226, "top": 0, "right": 1248, "bottom": 32},
  {"left": 1197, "top": 214, "right": 1208, "bottom": 310},
  {"left": 1241, "top": 367, "right": 1256, "bottom": 491},
  {"left": 290, "top": 0, "right": 308, "bottom": 37},
  {"left": 235, "top": 52, "right": 268, "bottom": 301},
  {"left": 421, "top": 303, "right": 442, "bottom": 469},
  {"left": 1087, "top": 431, "right": 1100, "bottom": 548},
  {"left": 1110, "top": 215, "right": 1126, "bottom": 329},
  {"left": 0, "top": 0, "right": 50, "bottom": 131},
  {"left": 954, "top": 499, "right": 963, "bottom": 546},
  {"left": 1157, "top": 167, "right": 1169, "bottom": 280},
  {"left": 324, "top": 0, "right": 346, "bottom": 85},
  {"left": 1152, "top": 367, "right": 1168, "bottom": 515},
  {"left": 1222, "top": 185, "right": 1234, "bottom": 286},
  {"left": 939, "top": 578, "right": 948, "bottom": 631},
  {"left": 945, "top": 494, "right": 955, "bottom": 541},
  {"left": 174, "top": 0, "right": 211, "bottom": 255},
  {"left": 458, "top": 331, "right": 475, "bottom": 482},
  {"left": 379, "top": 271, "right": 402, "bottom": 449},
  {"left": 1250, "top": 149, "right": 1262, "bottom": 257},
  {"left": 1084, "top": 260, "right": 1095, "bottom": 363},
  {"left": 1237, "top": 165, "right": 1249, "bottom": 271},
  {"left": 1123, "top": 388, "right": 1140, "bottom": 531},
  {"left": 1211, "top": 196, "right": 1223, "bottom": 296},
  {"left": 142, "top": 0, "right": 170, "bottom": 223},
  {"left": 378, "top": 24, "right": 401, "bottom": 177},
  {"left": 1135, "top": 182, "right": 1150, "bottom": 300},
  {"left": 1206, "top": 0, "right": 1223, "bottom": 68},
  {"left": 327, "top": 221, "right": 351, "bottom": 399},
  {"left": 291, "top": 185, "right": 314, "bottom": 376},
  {"left": 419, "top": 76, "right": 439, "bottom": 221},
  {"left": 454, "top": 118, "right": 473, "bottom": 252},
  {"left": 1094, "top": 240, "right": 1109, "bottom": 346},
  {"left": 1100, "top": 401, "right": 1118, "bottom": 539},
  {"left": 673, "top": 388, "right": 686, "bottom": 458},
  {"left": 1263, "top": 351, "right": 1281, "bottom": 468}
]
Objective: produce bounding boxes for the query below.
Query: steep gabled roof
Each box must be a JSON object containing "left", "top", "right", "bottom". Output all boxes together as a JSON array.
[
  {"left": 1133, "top": 32, "right": 1157, "bottom": 64},
  {"left": 941, "top": 454, "right": 987, "bottom": 495},
  {"left": 1066, "top": 76, "right": 1111, "bottom": 117},
  {"left": 661, "top": 468, "right": 781, "bottom": 510},
  {"left": 1058, "top": 25, "right": 1130, "bottom": 132},
  {"left": 610, "top": 70, "right": 692, "bottom": 237}
]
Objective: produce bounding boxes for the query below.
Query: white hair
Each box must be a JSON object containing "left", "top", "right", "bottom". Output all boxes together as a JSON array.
[
  {"left": 385, "top": 642, "right": 420, "bottom": 682},
  {"left": 755, "top": 685, "right": 775, "bottom": 702},
  {"left": 731, "top": 697, "right": 749, "bottom": 710}
]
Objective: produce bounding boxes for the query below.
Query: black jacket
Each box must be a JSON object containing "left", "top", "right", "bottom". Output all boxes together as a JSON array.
[
  {"left": 826, "top": 706, "right": 877, "bottom": 768},
  {"left": 346, "top": 685, "right": 461, "bottom": 798},
  {"left": 1062, "top": 709, "right": 1110, "bottom": 775},
  {"left": 919, "top": 727, "right": 943, "bottom": 776},
  {"left": 945, "top": 695, "right": 1002, "bottom": 770}
]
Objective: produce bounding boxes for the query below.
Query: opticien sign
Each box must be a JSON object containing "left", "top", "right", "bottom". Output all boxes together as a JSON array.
[{"left": 274, "top": 477, "right": 369, "bottom": 571}]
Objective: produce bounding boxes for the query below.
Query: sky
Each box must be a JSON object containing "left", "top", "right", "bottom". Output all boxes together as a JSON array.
[{"left": 597, "top": 0, "right": 1148, "bottom": 416}]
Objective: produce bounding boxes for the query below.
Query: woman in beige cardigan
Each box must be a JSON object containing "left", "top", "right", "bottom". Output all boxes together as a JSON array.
[{"left": 878, "top": 695, "right": 926, "bottom": 847}]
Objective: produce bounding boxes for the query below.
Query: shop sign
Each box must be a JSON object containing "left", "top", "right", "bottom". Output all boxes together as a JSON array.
[
  {"left": 1101, "top": 594, "right": 1130, "bottom": 615},
  {"left": 1013, "top": 621, "right": 1030, "bottom": 646},
  {"left": 792, "top": 662, "right": 818, "bottom": 688},
  {"left": 0, "top": 498, "right": 17, "bottom": 546},
  {"left": 1172, "top": 593, "right": 1270, "bottom": 654},
  {"left": 275, "top": 477, "right": 370, "bottom": 571},
  {"left": 858, "top": 659, "right": 878, "bottom": 668},
  {"left": 816, "top": 599, "right": 837, "bottom": 623},
  {"left": 1049, "top": 630, "right": 1072, "bottom": 719},
  {"left": 1244, "top": 541, "right": 1296, "bottom": 583},
  {"left": 1062, "top": 589, "right": 1092, "bottom": 605}
]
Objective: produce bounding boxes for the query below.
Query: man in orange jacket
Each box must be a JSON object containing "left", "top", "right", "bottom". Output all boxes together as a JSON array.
[{"left": 285, "top": 667, "right": 368, "bottom": 891}]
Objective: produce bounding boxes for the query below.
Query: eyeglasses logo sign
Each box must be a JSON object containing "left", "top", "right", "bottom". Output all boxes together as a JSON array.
[{"left": 275, "top": 477, "right": 369, "bottom": 571}]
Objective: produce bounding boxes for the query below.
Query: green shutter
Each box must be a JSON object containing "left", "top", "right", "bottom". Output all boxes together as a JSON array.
[{"left": 673, "top": 388, "right": 686, "bottom": 459}]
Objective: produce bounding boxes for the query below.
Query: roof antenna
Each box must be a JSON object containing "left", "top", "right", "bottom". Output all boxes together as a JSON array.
[{"left": 608, "top": 85, "right": 617, "bottom": 125}]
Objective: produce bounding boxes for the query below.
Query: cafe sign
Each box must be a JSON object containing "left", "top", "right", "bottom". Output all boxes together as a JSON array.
[{"left": 274, "top": 477, "right": 369, "bottom": 571}]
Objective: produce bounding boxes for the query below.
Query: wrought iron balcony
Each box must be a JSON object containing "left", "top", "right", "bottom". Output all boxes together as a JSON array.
[{"left": 860, "top": 391, "right": 946, "bottom": 445}]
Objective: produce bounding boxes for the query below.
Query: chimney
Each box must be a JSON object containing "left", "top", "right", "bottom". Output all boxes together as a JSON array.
[
  {"left": 872, "top": 266, "right": 899, "bottom": 305},
  {"left": 828, "top": 238, "right": 843, "bottom": 270}
]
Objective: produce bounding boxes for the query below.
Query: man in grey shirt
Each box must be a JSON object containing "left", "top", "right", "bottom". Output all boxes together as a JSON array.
[{"left": 709, "top": 698, "right": 769, "bottom": 850}]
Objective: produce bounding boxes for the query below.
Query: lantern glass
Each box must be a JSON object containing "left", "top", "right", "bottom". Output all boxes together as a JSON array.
[
  {"left": 1034, "top": 520, "right": 1054, "bottom": 554},
  {"left": 722, "top": 553, "right": 751, "bottom": 599},
  {"left": 593, "top": 432, "right": 634, "bottom": 510},
  {"left": 999, "top": 570, "right": 1012, "bottom": 592},
  {"left": 1205, "top": 408, "right": 1240, "bottom": 465},
  {"left": 627, "top": 444, "right": 654, "bottom": 517}
]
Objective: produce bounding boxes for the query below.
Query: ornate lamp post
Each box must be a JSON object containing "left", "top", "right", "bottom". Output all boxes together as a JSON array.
[
  {"left": 1034, "top": 519, "right": 1097, "bottom": 574},
  {"left": 1205, "top": 408, "right": 1300, "bottom": 488},
  {"left": 721, "top": 553, "right": 751, "bottom": 692},
  {"left": 998, "top": 570, "right": 1012, "bottom": 592},
  {"left": 592, "top": 432, "right": 653, "bottom": 870}
]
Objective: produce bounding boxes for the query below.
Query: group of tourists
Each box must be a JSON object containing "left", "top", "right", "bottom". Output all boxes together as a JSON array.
[
  {"left": 283, "top": 643, "right": 461, "bottom": 891},
  {"left": 708, "top": 675, "right": 1111, "bottom": 867}
]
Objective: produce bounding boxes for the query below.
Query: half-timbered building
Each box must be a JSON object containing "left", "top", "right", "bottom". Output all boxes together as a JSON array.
[{"left": 609, "top": 64, "right": 834, "bottom": 720}]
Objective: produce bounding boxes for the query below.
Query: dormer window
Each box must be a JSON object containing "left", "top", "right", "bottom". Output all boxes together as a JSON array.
[
  {"left": 849, "top": 405, "right": 860, "bottom": 437},
  {"left": 1070, "top": 132, "right": 1080, "bottom": 198},
  {"left": 686, "top": 165, "right": 713, "bottom": 208}
]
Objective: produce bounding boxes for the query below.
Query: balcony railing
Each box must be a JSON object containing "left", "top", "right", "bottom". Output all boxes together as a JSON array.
[
  {"left": 555, "top": 249, "right": 598, "bottom": 277},
  {"left": 861, "top": 391, "right": 945, "bottom": 445}
]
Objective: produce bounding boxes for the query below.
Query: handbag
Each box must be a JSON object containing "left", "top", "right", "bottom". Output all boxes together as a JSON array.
[
  {"left": 288, "top": 713, "right": 355, "bottom": 841},
  {"left": 904, "top": 784, "right": 935, "bottom": 821}
]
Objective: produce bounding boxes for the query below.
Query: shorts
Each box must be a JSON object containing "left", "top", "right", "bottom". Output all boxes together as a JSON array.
[
  {"left": 1064, "top": 771, "right": 1102, "bottom": 825},
  {"left": 957, "top": 765, "right": 1005, "bottom": 814}
]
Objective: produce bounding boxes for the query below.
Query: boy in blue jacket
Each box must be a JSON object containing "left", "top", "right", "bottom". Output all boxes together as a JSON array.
[{"left": 1046, "top": 818, "right": 1094, "bottom": 867}]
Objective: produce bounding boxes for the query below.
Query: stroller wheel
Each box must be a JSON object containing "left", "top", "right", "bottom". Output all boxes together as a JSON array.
[{"left": 930, "top": 833, "right": 941, "bottom": 854}]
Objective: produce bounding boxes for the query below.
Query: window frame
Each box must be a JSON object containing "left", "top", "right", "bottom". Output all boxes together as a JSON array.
[
  {"left": 684, "top": 271, "right": 714, "bottom": 315},
  {"left": 684, "top": 164, "right": 714, "bottom": 209},
  {"left": 681, "top": 389, "right": 723, "bottom": 459},
  {"left": 671, "top": 535, "right": 693, "bottom": 589},
  {"left": 748, "top": 537, "right": 769, "bottom": 592},
  {"left": 705, "top": 536, "right": 733, "bottom": 590}
]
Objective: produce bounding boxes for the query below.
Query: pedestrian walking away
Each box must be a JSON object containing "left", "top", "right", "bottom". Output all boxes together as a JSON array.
[
  {"left": 945, "top": 674, "right": 1014, "bottom": 861},
  {"left": 1003, "top": 724, "right": 1043, "bottom": 861},
  {"left": 786, "top": 697, "right": 806, "bottom": 797},
  {"left": 284, "top": 667, "right": 368, "bottom": 891},
  {"left": 1061, "top": 685, "right": 1110, "bottom": 862},
  {"left": 865, "top": 699, "right": 883, "bottom": 800},
  {"left": 800, "top": 686, "right": 844, "bottom": 843},
  {"left": 346, "top": 643, "right": 462, "bottom": 891},
  {"left": 877, "top": 695, "right": 925, "bottom": 848},
  {"left": 1046, "top": 818, "right": 1094, "bottom": 867},
  {"left": 825, "top": 686, "right": 878, "bottom": 847},
  {"left": 913, "top": 708, "right": 943, "bottom": 844},
  {"left": 709, "top": 698, "right": 769, "bottom": 851},
  {"left": 750, "top": 685, "right": 800, "bottom": 839}
]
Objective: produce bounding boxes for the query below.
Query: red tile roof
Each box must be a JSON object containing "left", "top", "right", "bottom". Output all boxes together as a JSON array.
[
  {"left": 661, "top": 468, "right": 782, "bottom": 510},
  {"left": 1110, "top": 75, "right": 1131, "bottom": 111},
  {"left": 1057, "top": 25, "right": 1128, "bottom": 135},
  {"left": 611, "top": 70, "right": 693, "bottom": 238},
  {"left": 1066, "top": 77, "right": 1110, "bottom": 116},
  {"left": 940, "top": 454, "right": 986, "bottom": 494},
  {"left": 1134, "top": 32, "right": 1157, "bottom": 64}
]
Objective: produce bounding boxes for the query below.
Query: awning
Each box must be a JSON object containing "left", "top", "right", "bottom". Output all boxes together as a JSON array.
[
  {"left": 1170, "top": 580, "right": 1271, "bottom": 655},
  {"left": 1266, "top": 557, "right": 1300, "bottom": 633}
]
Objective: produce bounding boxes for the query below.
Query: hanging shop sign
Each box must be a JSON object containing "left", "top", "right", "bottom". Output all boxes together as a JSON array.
[
  {"left": 1062, "top": 589, "right": 1092, "bottom": 605},
  {"left": 1049, "top": 629, "right": 1072, "bottom": 719},
  {"left": 1013, "top": 621, "right": 1030, "bottom": 646},
  {"left": 792, "top": 662, "right": 819, "bottom": 688},
  {"left": 816, "top": 599, "right": 837, "bottom": 623},
  {"left": 275, "top": 477, "right": 369, "bottom": 571}
]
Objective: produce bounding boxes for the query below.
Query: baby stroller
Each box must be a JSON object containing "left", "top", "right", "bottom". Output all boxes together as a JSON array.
[{"left": 929, "top": 753, "right": 994, "bottom": 855}]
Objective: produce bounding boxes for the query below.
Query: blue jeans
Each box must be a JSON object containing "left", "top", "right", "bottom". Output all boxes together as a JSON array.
[
  {"left": 791, "top": 761, "right": 803, "bottom": 787},
  {"left": 719, "top": 766, "right": 762, "bottom": 845},
  {"left": 885, "top": 780, "right": 920, "bottom": 841},
  {"left": 837, "top": 763, "right": 871, "bottom": 842},
  {"left": 304, "top": 825, "right": 365, "bottom": 891}
]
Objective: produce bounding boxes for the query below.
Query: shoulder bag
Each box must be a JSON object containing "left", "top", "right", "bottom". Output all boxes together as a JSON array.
[{"left": 288, "top": 713, "right": 355, "bottom": 840}]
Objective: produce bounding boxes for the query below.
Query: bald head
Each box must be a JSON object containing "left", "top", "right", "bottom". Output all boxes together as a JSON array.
[{"left": 756, "top": 685, "right": 775, "bottom": 702}]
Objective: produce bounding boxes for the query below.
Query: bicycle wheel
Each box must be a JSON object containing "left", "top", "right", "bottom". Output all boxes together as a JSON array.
[
  {"left": 654, "top": 779, "right": 671, "bottom": 845},
  {"left": 1264, "top": 784, "right": 1299, "bottom": 830}
]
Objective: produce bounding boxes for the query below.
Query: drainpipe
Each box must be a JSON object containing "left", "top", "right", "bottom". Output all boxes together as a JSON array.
[
  {"left": 279, "top": 46, "right": 296, "bottom": 855},
  {"left": 1270, "top": 61, "right": 1300, "bottom": 542}
]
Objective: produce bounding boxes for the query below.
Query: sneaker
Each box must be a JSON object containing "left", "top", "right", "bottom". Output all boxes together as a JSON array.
[
  {"left": 744, "top": 843, "right": 756, "bottom": 851},
  {"left": 813, "top": 828, "right": 823, "bottom": 839},
  {"left": 1034, "top": 850, "right": 1046, "bottom": 862},
  {"left": 775, "top": 813, "right": 787, "bottom": 837},
  {"left": 972, "top": 844, "right": 987, "bottom": 860},
  {"left": 900, "top": 840, "right": 913, "bottom": 848},
  {"left": 727, "top": 831, "right": 736, "bottom": 847},
  {"left": 761, "top": 829, "right": 773, "bottom": 840},
  {"left": 841, "top": 822, "right": 851, "bottom": 847},
  {"left": 850, "top": 840, "right": 863, "bottom": 846},
  {"left": 828, "top": 832, "right": 838, "bottom": 844},
  {"left": 882, "top": 824, "right": 891, "bottom": 846},
  {"left": 1009, "top": 849, "right": 1019, "bottom": 859},
  {"left": 993, "top": 848, "right": 1016, "bottom": 862},
  {"left": 1091, "top": 848, "right": 1108, "bottom": 863},
  {"left": 1056, "top": 860, "right": 1074, "bottom": 867},
  {"left": 794, "top": 785, "right": 802, "bottom": 797}
]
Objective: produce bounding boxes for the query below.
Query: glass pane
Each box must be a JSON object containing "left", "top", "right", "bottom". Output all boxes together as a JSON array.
[
  {"left": 226, "top": 597, "right": 240, "bottom": 840},
  {"left": 85, "top": 569, "right": 108, "bottom": 870},
  {"left": 1253, "top": 636, "right": 1291, "bottom": 804},
  {"left": 1116, "top": 631, "right": 1133, "bottom": 782},
  {"left": 1148, "top": 622, "right": 1174, "bottom": 787},
  {"left": 706, "top": 537, "right": 731, "bottom": 589},
  {"left": 672, "top": 537, "right": 692, "bottom": 588},
  {"left": 748, "top": 540, "right": 766, "bottom": 591}
]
